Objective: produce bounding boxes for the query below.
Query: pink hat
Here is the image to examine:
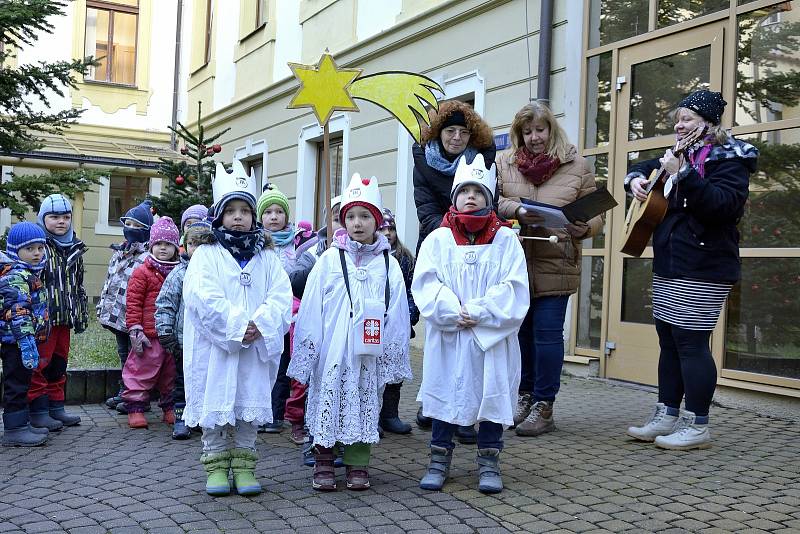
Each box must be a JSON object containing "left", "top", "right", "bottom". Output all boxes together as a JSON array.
[{"left": 149, "top": 216, "right": 180, "bottom": 249}]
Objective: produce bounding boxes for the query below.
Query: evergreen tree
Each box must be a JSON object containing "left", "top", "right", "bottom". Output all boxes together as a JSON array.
[{"left": 150, "top": 102, "right": 230, "bottom": 222}]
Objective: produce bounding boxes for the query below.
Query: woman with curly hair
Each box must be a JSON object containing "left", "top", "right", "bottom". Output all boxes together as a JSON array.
[{"left": 412, "top": 100, "right": 495, "bottom": 443}]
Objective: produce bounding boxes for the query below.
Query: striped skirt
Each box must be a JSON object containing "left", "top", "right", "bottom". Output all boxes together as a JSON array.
[{"left": 652, "top": 274, "right": 733, "bottom": 331}]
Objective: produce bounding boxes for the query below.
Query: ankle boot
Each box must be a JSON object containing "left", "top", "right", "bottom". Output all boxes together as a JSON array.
[
  {"left": 29, "top": 396, "right": 63, "bottom": 432},
  {"left": 416, "top": 406, "right": 432, "bottom": 430},
  {"left": 1, "top": 410, "right": 48, "bottom": 447},
  {"left": 230, "top": 448, "right": 262, "bottom": 495},
  {"left": 655, "top": 411, "right": 712, "bottom": 451},
  {"left": 512, "top": 392, "right": 533, "bottom": 428},
  {"left": 419, "top": 445, "right": 452, "bottom": 491},
  {"left": 312, "top": 446, "right": 337, "bottom": 491},
  {"left": 515, "top": 401, "right": 555, "bottom": 437},
  {"left": 476, "top": 448, "right": 503, "bottom": 494},
  {"left": 172, "top": 403, "right": 190, "bottom": 440},
  {"left": 455, "top": 425, "right": 477, "bottom": 444},
  {"left": 380, "top": 383, "right": 411, "bottom": 434},
  {"left": 200, "top": 450, "right": 231, "bottom": 496},
  {"left": 49, "top": 401, "right": 81, "bottom": 426},
  {"left": 627, "top": 402, "right": 678, "bottom": 442},
  {"left": 128, "top": 412, "right": 148, "bottom": 428},
  {"left": 345, "top": 465, "right": 370, "bottom": 490}
]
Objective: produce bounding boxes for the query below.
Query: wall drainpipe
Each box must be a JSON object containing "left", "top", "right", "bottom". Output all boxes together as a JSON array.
[
  {"left": 170, "top": 0, "right": 184, "bottom": 150},
  {"left": 537, "top": 0, "right": 554, "bottom": 103}
]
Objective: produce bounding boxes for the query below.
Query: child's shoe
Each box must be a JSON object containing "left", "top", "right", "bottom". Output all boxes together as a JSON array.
[
  {"left": 654, "top": 411, "right": 712, "bottom": 451},
  {"left": 416, "top": 406, "right": 432, "bottom": 430},
  {"left": 1, "top": 411, "right": 48, "bottom": 447},
  {"left": 29, "top": 396, "right": 64, "bottom": 432},
  {"left": 455, "top": 424, "right": 477, "bottom": 444},
  {"left": 105, "top": 395, "right": 123, "bottom": 409},
  {"left": 49, "top": 401, "right": 81, "bottom": 427},
  {"left": 627, "top": 402, "right": 678, "bottom": 442},
  {"left": 515, "top": 401, "right": 555, "bottom": 437},
  {"left": 379, "top": 417, "right": 412, "bottom": 435},
  {"left": 312, "top": 446, "right": 337, "bottom": 491},
  {"left": 476, "top": 448, "right": 503, "bottom": 494},
  {"left": 345, "top": 465, "right": 370, "bottom": 490},
  {"left": 259, "top": 419, "right": 284, "bottom": 433},
  {"left": 128, "top": 412, "right": 148, "bottom": 428},
  {"left": 230, "top": 448, "right": 262, "bottom": 495},
  {"left": 162, "top": 409, "right": 176, "bottom": 425},
  {"left": 419, "top": 445, "right": 452, "bottom": 491},
  {"left": 289, "top": 422, "right": 306, "bottom": 445},
  {"left": 302, "top": 441, "right": 316, "bottom": 466},
  {"left": 172, "top": 404, "right": 191, "bottom": 440},
  {"left": 200, "top": 450, "right": 231, "bottom": 496}
]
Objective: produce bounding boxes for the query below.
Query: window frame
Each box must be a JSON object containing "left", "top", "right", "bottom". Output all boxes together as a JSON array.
[
  {"left": 233, "top": 138, "right": 269, "bottom": 193},
  {"left": 84, "top": 0, "right": 140, "bottom": 87},
  {"left": 95, "top": 174, "right": 161, "bottom": 236}
]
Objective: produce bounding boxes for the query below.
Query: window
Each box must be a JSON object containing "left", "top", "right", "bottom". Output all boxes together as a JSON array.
[
  {"left": 314, "top": 137, "right": 344, "bottom": 228},
  {"left": 204, "top": 0, "right": 213, "bottom": 65},
  {"left": 84, "top": 0, "right": 138, "bottom": 85},
  {"left": 108, "top": 175, "right": 149, "bottom": 226},
  {"left": 257, "top": 0, "right": 268, "bottom": 27}
]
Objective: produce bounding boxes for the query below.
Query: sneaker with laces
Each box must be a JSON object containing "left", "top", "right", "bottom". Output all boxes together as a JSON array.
[
  {"left": 515, "top": 400, "right": 555, "bottom": 437},
  {"left": 511, "top": 392, "right": 533, "bottom": 428},
  {"left": 655, "top": 411, "right": 711, "bottom": 450},
  {"left": 626, "top": 402, "right": 678, "bottom": 442}
]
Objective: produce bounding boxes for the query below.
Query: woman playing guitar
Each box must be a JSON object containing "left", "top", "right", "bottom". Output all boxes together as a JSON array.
[{"left": 624, "top": 90, "right": 758, "bottom": 450}]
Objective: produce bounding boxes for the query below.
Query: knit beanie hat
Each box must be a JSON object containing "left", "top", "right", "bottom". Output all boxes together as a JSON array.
[
  {"left": 293, "top": 220, "right": 319, "bottom": 256},
  {"left": 211, "top": 192, "right": 257, "bottom": 229},
  {"left": 381, "top": 208, "right": 396, "bottom": 229},
  {"left": 7, "top": 222, "right": 47, "bottom": 262},
  {"left": 180, "top": 204, "right": 208, "bottom": 231},
  {"left": 677, "top": 90, "right": 727, "bottom": 125},
  {"left": 37, "top": 193, "right": 74, "bottom": 244},
  {"left": 120, "top": 199, "right": 154, "bottom": 228},
  {"left": 257, "top": 184, "right": 290, "bottom": 222},
  {"left": 441, "top": 110, "right": 467, "bottom": 129},
  {"left": 148, "top": 216, "right": 180, "bottom": 250}
]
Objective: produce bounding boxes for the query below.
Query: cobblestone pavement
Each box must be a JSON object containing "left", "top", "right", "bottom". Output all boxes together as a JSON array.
[{"left": 1, "top": 350, "right": 798, "bottom": 533}]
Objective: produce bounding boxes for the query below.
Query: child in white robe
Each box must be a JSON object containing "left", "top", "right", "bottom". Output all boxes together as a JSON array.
[
  {"left": 413, "top": 154, "right": 529, "bottom": 494},
  {"left": 288, "top": 173, "right": 412, "bottom": 492},
  {"left": 182, "top": 161, "right": 292, "bottom": 497}
]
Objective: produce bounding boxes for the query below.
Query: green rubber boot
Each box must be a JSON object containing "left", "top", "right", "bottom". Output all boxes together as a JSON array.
[
  {"left": 200, "top": 450, "right": 231, "bottom": 496},
  {"left": 230, "top": 448, "right": 262, "bottom": 496}
]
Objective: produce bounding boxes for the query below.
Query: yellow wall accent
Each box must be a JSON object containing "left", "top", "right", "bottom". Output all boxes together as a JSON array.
[
  {"left": 301, "top": 0, "right": 357, "bottom": 63},
  {"left": 70, "top": 0, "right": 154, "bottom": 115}
]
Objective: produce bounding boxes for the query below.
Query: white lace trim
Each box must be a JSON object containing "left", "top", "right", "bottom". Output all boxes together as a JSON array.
[
  {"left": 186, "top": 407, "right": 274, "bottom": 429},
  {"left": 287, "top": 335, "right": 318, "bottom": 384}
]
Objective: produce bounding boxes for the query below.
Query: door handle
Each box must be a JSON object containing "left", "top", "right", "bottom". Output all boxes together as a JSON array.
[{"left": 616, "top": 76, "right": 627, "bottom": 91}]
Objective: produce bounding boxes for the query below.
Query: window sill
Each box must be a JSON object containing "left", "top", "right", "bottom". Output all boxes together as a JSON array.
[
  {"left": 239, "top": 22, "right": 267, "bottom": 43},
  {"left": 234, "top": 22, "right": 275, "bottom": 63},
  {"left": 71, "top": 81, "right": 152, "bottom": 115}
]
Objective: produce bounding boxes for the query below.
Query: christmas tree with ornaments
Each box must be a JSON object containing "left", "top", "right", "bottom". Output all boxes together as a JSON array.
[{"left": 151, "top": 102, "right": 230, "bottom": 221}]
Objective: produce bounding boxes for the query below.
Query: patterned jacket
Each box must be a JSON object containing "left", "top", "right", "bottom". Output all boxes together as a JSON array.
[
  {"left": 96, "top": 241, "right": 149, "bottom": 333},
  {"left": 154, "top": 261, "right": 187, "bottom": 351},
  {"left": 40, "top": 237, "right": 88, "bottom": 332},
  {"left": 0, "top": 253, "right": 50, "bottom": 344}
]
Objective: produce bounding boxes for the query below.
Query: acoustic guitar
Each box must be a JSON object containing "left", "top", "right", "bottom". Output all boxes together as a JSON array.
[{"left": 620, "top": 125, "right": 708, "bottom": 257}]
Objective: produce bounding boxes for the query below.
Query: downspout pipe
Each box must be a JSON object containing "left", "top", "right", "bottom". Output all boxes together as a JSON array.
[
  {"left": 171, "top": 0, "right": 184, "bottom": 150},
  {"left": 537, "top": 0, "right": 554, "bottom": 103}
]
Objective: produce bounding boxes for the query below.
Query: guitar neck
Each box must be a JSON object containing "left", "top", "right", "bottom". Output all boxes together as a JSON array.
[{"left": 645, "top": 167, "right": 669, "bottom": 194}]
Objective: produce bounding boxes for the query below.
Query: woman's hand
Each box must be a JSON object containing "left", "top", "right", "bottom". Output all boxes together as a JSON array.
[
  {"left": 630, "top": 177, "right": 649, "bottom": 201},
  {"left": 660, "top": 148, "right": 683, "bottom": 175},
  {"left": 516, "top": 206, "right": 545, "bottom": 226},
  {"left": 566, "top": 221, "right": 590, "bottom": 239}
]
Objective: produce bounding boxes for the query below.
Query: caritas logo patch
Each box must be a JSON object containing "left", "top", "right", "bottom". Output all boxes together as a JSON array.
[{"left": 363, "top": 318, "right": 382, "bottom": 345}]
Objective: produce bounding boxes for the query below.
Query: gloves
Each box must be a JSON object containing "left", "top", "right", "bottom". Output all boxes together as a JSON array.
[
  {"left": 158, "top": 334, "right": 180, "bottom": 357},
  {"left": 18, "top": 336, "right": 39, "bottom": 369},
  {"left": 129, "top": 326, "right": 152, "bottom": 355}
]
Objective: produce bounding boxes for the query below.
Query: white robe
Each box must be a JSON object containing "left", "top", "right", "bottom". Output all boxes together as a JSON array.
[
  {"left": 288, "top": 245, "right": 412, "bottom": 447},
  {"left": 182, "top": 243, "right": 292, "bottom": 429},
  {"left": 412, "top": 226, "right": 529, "bottom": 427}
]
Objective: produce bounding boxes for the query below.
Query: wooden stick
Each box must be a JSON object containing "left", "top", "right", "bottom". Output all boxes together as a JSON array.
[
  {"left": 323, "top": 122, "right": 333, "bottom": 250},
  {"left": 519, "top": 235, "right": 559, "bottom": 244}
]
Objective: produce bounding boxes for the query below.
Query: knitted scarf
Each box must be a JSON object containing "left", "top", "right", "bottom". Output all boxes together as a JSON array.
[
  {"left": 514, "top": 147, "right": 561, "bottom": 185},
  {"left": 425, "top": 142, "right": 478, "bottom": 176},
  {"left": 146, "top": 254, "right": 179, "bottom": 279},
  {"left": 270, "top": 223, "right": 295, "bottom": 247},
  {"left": 688, "top": 136, "right": 715, "bottom": 178},
  {"left": 331, "top": 227, "right": 390, "bottom": 257},
  {"left": 440, "top": 206, "right": 511, "bottom": 246},
  {"left": 212, "top": 226, "right": 266, "bottom": 262}
]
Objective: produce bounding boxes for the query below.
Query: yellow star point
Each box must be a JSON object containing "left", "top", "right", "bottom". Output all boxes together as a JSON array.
[{"left": 288, "top": 54, "right": 363, "bottom": 126}]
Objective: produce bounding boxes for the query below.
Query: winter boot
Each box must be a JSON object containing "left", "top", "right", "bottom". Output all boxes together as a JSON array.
[
  {"left": 200, "top": 450, "right": 231, "bottom": 496},
  {"left": 128, "top": 412, "right": 148, "bottom": 428},
  {"left": 627, "top": 402, "right": 678, "bottom": 442},
  {"left": 345, "top": 465, "right": 370, "bottom": 490},
  {"left": 655, "top": 411, "right": 712, "bottom": 451},
  {"left": 48, "top": 400, "right": 81, "bottom": 427},
  {"left": 380, "top": 417, "right": 412, "bottom": 434},
  {"left": 515, "top": 400, "right": 555, "bottom": 437},
  {"left": 230, "top": 448, "right": 262, "bottom": 496},
  {"left": 419, "top": 445, "right": 453, "bottom": 491},
  {"left": 380, "top": 383, "right": 412, "bottom": 434},
  {"left": 455, "top": 425, "right": 477, "bottom": 444},
  {"left": 105, "top": 395, "right": 123, "bottom": 409},
  {"left": 312, "top": 446, "right": 337, "bottom": 491},
  {"left": 476, "top": 448, "right": 503, "bottom": 494},
  {"left": 162, "top": 409, "right": 176, "bottom": 425},
  {"left": 511, "top": 392, "right": 533, "bottom": 429},
  {"left": 172, "top": 403, "right": 191, "bottom": 440},
  {"left": 27, "top": 424, "right": 49, "bottom": 435},
  {"left": 416, "top": 406, "right": 432, "bottom": 430},
  {"left": 1, "top": 410, "right": 48, "bottom": 447},
  {"left": 29, "top": 396, "right": 63, "bottom": 432},
  {"left": 290, "top": 422, "right": 307, "bottom": 445}
]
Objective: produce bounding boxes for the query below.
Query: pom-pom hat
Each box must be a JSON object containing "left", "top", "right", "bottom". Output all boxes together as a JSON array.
[
  {"left": 450, "top": 153, "right": 496, "bottom": 207},
  {"left": 7, "top": 222, "right": 47, "bottom": 261},
  {"left": 339, "top": 173, "right": 384, "bottom": 227},
  {"left": 256, "top": 184, "right": 290, "bottom": 221},
  {"left": 149, "top": 216, "right": 180, "bottom": 249}
]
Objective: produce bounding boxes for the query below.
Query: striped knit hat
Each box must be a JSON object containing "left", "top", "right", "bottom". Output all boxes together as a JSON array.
[
  {"left": 256, "top": 184, "right": 290, "bottom": 222},
  {"left": 7, "top": 222, "right": 47, "bottom": 264}
]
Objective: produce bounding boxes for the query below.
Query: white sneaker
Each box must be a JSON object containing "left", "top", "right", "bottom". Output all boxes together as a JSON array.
[
  {"left": 654, "top": 410, "right": 711, "bottom": 450},
  {"left": 626, "top": 402, "right": 678, "bottom": 442}
]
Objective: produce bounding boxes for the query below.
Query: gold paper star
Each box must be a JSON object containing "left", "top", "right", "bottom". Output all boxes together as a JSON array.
[{"left": 288, "top": 53, "right": 362, "bottom": 126}]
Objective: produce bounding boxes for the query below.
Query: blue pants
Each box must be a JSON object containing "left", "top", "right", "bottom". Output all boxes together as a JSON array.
[
  {"left": 430, "top": 419, "right": 504, "bottom": 450},
  {"left": 518, "top": 295, "right": 570, "bottom": 402}
]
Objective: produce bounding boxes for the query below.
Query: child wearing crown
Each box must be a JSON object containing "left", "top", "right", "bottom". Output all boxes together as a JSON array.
[
  {"left": 182, "top": 162, "right": 292, "bottom": 497},
  {"left": 412, "top": 154, "right": 529, "bottom": 494},
  {"left": 288, "top": 173, "right": 412, "bottom": 491}
]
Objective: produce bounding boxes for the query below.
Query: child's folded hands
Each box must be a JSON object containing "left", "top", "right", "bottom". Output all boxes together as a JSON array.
[
  {"left": 243, "top": 320, "right": 262, "bottom": 344},
  {"left": 457, "top": 306, "right": 478, "bottom": 329}
]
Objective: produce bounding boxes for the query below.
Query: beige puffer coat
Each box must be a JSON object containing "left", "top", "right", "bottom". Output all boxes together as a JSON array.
[{"left": 497, "top": 145, "right": 602, "bottom": 298}]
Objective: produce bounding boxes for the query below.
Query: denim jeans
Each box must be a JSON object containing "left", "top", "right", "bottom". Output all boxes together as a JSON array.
[
  {"left": 430, "top": 419, "right": 504, "bottom": 450},
  {"left": 518, "top": 295, "right": 570, "bottom": 402}
]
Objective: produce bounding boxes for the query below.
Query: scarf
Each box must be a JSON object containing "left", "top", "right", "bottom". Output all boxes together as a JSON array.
[
  {"left": 8, "top": 255, "right": 47, "bottom": 274},
  {"left": 123, "top": 226, "right": 149, "bottom": 245},
  {"left": 440, "top": 206, "right": 511, "bottom": 246},
  {"left": 514, "top": 147, "right": 561, "bottom": 185},
  {"left": 146, "top": 254, "right": 179, "bottom": 279},
  {"left": 270, "top": 223, "right": 295, "bottom": 247},
  {"left": 688, "top": 137, "right": 715, "bottom": 178},
  {"left": 425, "top": 142, "right": 479, "bottom": 176},
  {"left": 331, "top": 227, "right": 391, "bottom": 257},
  {"left": 212, "top": 226, "right": 266, "bottom": 262}
]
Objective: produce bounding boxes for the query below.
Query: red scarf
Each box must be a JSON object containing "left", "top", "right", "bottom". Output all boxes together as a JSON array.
[
  {"left": 440, "top": 206, "right": 511, "bottom": 246},
  {"left": 515, "top": 147, "right": 560, "bottom": 185}
]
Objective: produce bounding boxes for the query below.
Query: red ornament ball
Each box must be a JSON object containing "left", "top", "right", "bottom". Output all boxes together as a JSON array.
[
  {"left": 180, "top": 146, "right": 188, "bottom": 155},
  {"left": 212, "top": 144, "right": 222, "bottom": 153},
  {"left": 175, "top": 175, "right": 185, "bottom": 185}
]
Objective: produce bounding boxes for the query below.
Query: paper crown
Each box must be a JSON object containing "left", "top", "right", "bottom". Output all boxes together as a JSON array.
[
  {"left": 212, "top": 160, "right": 260, "bottom": 205},
  {"left": 450, "top": 153, "right": 497, "bottom": 204},
  {"left": 341, "top": 172, "right": 383, "bottom": 214}
]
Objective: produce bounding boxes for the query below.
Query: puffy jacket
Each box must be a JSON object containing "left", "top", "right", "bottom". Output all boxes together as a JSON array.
[
  {"left": 0, "top": 253, "right": 50, "bottom": 344},
  {"left": 497, "top": 145, "right": 603, "bottom": 298},
  {"left": 154, "top": 261, "right": 187, "bottom": 351},
  {"left": 126, "top": 257, "right": 168, "bottom": 338},
  {"left": 96, "top": 241, "right": 149, "bottom": 332},
  {"left": 40, "top": 237, "right": 88, "bottom": 332}
]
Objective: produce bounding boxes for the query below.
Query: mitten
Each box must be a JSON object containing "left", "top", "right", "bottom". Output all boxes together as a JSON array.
[
  {"left": 18, "top": 336, "right": 39, "bottom": 369},
  {"left": 158, "top": 334, "right": 178, "bottom": 355},
  {"left": 129, "top": 326, "right": 145, "bottom": 354}
]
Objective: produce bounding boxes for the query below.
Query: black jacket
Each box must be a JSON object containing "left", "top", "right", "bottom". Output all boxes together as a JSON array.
[
  {"left": 625, "top": 139, "right": 757, "bottom": 283},
  {"left": 412, "top": 143, "right": 496, "bottom": 253}
]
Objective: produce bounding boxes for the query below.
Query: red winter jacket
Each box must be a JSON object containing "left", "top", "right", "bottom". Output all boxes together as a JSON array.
[{"left": 126, "top": 258, "right": 168, "bottom": 338}]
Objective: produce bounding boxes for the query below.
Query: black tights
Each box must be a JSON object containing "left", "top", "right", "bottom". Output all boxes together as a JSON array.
[{"left": 656, "top": 319, "right": 717, "bottom": 417}]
